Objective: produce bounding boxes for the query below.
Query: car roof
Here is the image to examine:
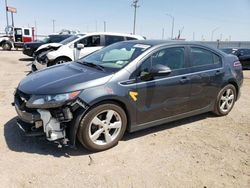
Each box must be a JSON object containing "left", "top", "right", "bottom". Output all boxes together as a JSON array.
[
  {"left": 81, "top": 32, "right": 144, "bottom": 39},
  {"left": 48, "top": 34, "right": 72, "bottom": 37},
  {"left": 120, "top": 40, "right": 217, "bottom": 48}
]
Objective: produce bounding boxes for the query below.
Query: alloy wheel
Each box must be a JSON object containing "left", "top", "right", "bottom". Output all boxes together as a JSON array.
[
  {"left": 219, "top": 88, "right": 235, "bottom": 113},
  {"left": 88, "top": 110, "right": 122, "bottom": 146}
]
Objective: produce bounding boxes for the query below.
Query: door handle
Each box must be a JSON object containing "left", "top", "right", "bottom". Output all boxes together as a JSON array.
[
  {"left": 180, "top": 77, "right": 190, "bottom": 84},
  {"left": 215, "top": 70, "right": 221, "bottom": 76}
]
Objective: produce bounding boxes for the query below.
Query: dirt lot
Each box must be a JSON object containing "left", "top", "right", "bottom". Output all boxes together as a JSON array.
[{"left": 0, "top": 50, "right": 249, "bottom": 188}]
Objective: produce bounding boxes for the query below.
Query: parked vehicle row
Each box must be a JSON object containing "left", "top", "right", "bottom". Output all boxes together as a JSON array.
[
  {"left": 23, "top": 34, "right": 73, "bottom": 57},
  {"left": 221, "top": 48, "right": 250, "bottom": 69},
  {"left": 31, "top": 32, "right": 145, "bottom": 71},
  {"left": 14, "top": 39, "right": 243, "bottom": 151}
]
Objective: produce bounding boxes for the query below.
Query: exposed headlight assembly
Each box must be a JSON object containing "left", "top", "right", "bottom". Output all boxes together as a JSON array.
[{"left": 26, "top": 91, "right": 80, "bottom": 108}]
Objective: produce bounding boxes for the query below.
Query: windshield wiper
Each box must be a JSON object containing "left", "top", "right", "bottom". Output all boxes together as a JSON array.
[{"left": 78, "top": 61, "right": 105, "bottom": 71}]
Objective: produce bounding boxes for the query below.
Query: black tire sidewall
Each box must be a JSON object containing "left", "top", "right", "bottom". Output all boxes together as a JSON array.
[
  {"left": 77, "top": 103, "right": 127, "bottom": 152},
  {"left": 214, "top": 84, "right": 236, "bottom": 116},
  {"left": 2, "top": 42, "right": 11, "bottom": 50},
  {"left": 54, "top": 57, "right": 70, "bottom": 65}
]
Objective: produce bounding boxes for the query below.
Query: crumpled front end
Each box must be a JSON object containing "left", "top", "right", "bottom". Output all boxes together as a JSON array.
[{"left": 13, "top": 89, "right": 88, "bottom": 147}]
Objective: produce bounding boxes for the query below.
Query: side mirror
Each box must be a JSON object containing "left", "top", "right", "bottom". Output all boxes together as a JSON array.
[
  {"left": 140, "top": 64, "right": 171, "bottom": 81},
  {"left": 76, "top": 43, "right": 84, "bottom": 50},
  {"left": 150, "top": 64, "right": 171, "bottom": 76}
]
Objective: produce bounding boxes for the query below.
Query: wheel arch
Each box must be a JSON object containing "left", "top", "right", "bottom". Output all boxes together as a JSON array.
[
  {"left": 1, "top": 40, "right": 13, "bottom": 47},
  {"left": 69, "top": 98, "right": 132, "bottom": 147},
  {"left": 54, "top": 56, "right": 72, "bottom": 62},
  {"left": 226, "top": 79, "right": 239, "bottom": 100}
]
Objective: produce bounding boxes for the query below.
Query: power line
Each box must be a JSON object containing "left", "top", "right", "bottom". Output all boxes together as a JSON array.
[{"left": 132, "top": 0, "right": 140, "bottom": 34}]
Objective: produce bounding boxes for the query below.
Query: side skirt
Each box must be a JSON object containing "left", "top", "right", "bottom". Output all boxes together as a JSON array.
[{"left": 129, "top": 105, "right": 212, "bottom": 132}]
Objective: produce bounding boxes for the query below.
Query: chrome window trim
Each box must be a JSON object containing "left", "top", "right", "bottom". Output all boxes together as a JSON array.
[{"left": 119, "top": 67, "right": 223, "bottom": 87}]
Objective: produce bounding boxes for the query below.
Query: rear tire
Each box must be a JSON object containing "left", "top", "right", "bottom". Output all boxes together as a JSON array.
[
  {"left": 2, "top": 42, "right": 12, "bottom": 51},
  {"left": 213, "top": 84, "right": 236, "bottom": 116},
  {"left": 77, "top": 103, "right": 127, "bottom": 152}
]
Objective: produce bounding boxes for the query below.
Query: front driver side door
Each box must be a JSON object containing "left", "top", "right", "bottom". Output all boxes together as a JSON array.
[
  {"left": 74, "top": 35, "right": 103, "bottom": 60},
  {"left": 134, "top": 46, "right": 192, "bottom": 125}
]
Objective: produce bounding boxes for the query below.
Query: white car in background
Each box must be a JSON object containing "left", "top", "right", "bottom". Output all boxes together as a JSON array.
[{"left": 32, "top": 32, "right": 145, "bottom": 71}]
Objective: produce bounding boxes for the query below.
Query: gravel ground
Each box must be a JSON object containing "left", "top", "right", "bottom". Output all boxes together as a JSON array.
[{"left": 0, "top": 50, "right": 249, "bottom": 188}]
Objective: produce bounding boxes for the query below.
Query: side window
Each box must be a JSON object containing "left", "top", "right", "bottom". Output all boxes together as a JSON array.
[
  {"left": 77, "top": 35, "right": 101, "bottom": 47},
  {"left": 190, "top": 47, "right": 221, "bottom": 67},
  {"left": 24, "top": 29, "right": 30, "bottom": 35},
  {"left": 105, "top": 35, "right": 125, "bottom": 46},
  {"left": 137, "top": 47, "right": 185, "bottom": 77},
  {"left": 15, "top": 29, "right": 22, "bottom": 35}
]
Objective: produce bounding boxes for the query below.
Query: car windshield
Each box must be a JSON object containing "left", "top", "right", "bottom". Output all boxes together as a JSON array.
[
  {"left": 78, "top": 42, "right": 151, "bottom": 71},
  {"left": 60, "top": 35, "right": 81, "bottom": 45},
  {"left": 39, "top": 37, "right": 50, "bottom": 43}
]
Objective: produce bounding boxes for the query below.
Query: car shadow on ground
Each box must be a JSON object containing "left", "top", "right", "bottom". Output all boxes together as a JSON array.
[
  {"left": 19, "top": 58, "right": 34, "bottom": 61},
  {"left": 123, "top": 112, "right": 214, "bottom": 141},
  {"left": 4, "top": 117, "right": 92, "bottom": 157},
  {"left": 0, "top": 49, "right": 22, "bottom": 52},
  {"left": 4, "top": 113, "right": 215, "bottom": 157}
]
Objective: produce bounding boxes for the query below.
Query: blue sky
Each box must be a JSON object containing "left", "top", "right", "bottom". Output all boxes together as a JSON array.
[{"left": 0, "top": 0, "right": 250, "bottom": 41}]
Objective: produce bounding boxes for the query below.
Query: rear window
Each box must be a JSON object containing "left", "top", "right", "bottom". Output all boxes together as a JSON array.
[
  {"left": 191, "top": 47, "right": 221, "bottom": 67},
  {"left": 105, "top": 35, "right": 125, "bottom": 46}
]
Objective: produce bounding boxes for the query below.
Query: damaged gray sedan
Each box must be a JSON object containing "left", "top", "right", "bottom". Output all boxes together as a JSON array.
[{"left": 13, "top": 41, "right": 243, "bottom": 151}]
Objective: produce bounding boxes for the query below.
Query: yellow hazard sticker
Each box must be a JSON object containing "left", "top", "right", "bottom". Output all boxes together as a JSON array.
[{"left": 129, "top": 91, "right": 138, "bottom": 101}]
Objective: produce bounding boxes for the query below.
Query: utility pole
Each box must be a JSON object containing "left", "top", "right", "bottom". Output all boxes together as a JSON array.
[
  {"left": 166, "top": 13, "right": 174, "bottom": 40},
  {"left": 34, "top": 20, "right": 37, "bottom": 40},
  {"left": 211, "top": 27, "right": 219, "bottom": 41},
  {"left": 95, "top": 21, "right": 97, "bottom": 32},
  {"left": 5, "top": 0, "right": 9, "bottom": 28},
  {"left": 103, "top": 21, "right": 106, "bottom": 32},
  {"left": 52, "top": 19, "right": 56, "bottom": 33},
  {"left": 11, "top": 12, "right": 14, "bottom": 27},
  {"left": 162, "top": 28, "right": 165, "bottom": 39},
  {"left": 132, "top": 0, "right": 139, "bottom": 34}
]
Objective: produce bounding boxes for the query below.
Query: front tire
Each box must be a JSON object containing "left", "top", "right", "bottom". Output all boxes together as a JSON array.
[
  {"left": 77, "top": 103, "right": 127, "bottom": 152},
  {"left": 2, "top": 42, "right": 12, "bottom": 50},
  {"left": 213, "top": 84, "right": 236, "bottom": 116},
  {"left": 50, "top": 57, "right": 71, "bottom": 66}
]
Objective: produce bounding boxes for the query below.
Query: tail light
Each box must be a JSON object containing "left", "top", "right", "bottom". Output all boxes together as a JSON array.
[{"left": 233, "top": 61, "right": 242, "bottom": 67}]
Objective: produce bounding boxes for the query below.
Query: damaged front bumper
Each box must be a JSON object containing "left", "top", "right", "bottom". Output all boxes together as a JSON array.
[{"left": 13, "top": 89, "right": 88, "bottom": 147}]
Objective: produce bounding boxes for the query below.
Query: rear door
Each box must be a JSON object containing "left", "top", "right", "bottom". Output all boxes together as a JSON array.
[{"left": 188, "top": 46, "right": 224, "bottom": 110}]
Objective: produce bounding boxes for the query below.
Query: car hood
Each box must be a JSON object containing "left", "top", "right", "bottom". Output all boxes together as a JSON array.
[
  {"left": 18, "top": 62, "right": 113, "bottom": 95},
  {"left": 24, "top": 41, "right": 44, "bottom": 48},
  {"left": 36, "top": 43, "right": 62, "bottom": 52}
]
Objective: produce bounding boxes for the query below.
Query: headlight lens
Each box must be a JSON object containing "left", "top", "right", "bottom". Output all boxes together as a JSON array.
[{"left": 26, "top": 91, "right": 80, "bottom": 108}]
